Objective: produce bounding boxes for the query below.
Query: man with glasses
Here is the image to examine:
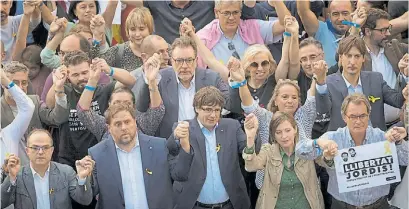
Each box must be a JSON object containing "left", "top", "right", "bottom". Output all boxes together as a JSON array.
[
  {"left": 361, "top": 8, "right": 408, "bottom": 128},
  {"left": 313, "top": 35, "right": 407, "bottom": 132},
  {"left": 135, "top": 37, "right": 230, "bottom": 139},
  {"left": 296, "top": 93, "right": 408, "bottom": 209},
  {"left": 297, "top": 0, "right": 354, "bottom": 68},
  {"left": 196, "top": 0, "right": 286, "bottom": 67},
  {"left": 1, "top": 61, "right": 69, "bottom": 166},
  {"left": 1, "top": 129, "right": 94, "bottom": 209},
  {"left": 167, "top": 86, "right": 250, "bottom": 209}
]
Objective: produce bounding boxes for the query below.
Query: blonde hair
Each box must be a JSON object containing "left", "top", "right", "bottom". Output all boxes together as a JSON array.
[
  {"left": 241, "top": 44, "right": 277, "bottom": 78},
  {"left": 269, "top": 111, "right": 299, "bottom": 144},
  {"left": 341, "top": 93, "right": 371, "bottom": 116},
  {"left": 266, "top": 79, "right": 301, "bottom": 113},
  {"left": 125, "top": 7, "right": 154, "bottom": 38}
]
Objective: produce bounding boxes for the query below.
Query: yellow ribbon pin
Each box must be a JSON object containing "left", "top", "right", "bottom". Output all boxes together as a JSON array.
[
  {"left": 49, "top": 188, "right": 54, "bottom": 195},
  {"left": 384, "top": 141, "right": 392, "bottom": 155},
  {"left": 216, "top": 144, "right": 221, "bottom": 153},
  {"left": 368, "top": 95, "right": 380, "bottom": 103},
  {"left": 145, "top": 169, "right": 152, "bottom": 175}
]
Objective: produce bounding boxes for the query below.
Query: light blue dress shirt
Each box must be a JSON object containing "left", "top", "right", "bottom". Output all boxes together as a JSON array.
[
  {"left": 211, "top": 19, "right": 281, "bottom": 65},
  {"left": 176, "top": 75, "right": 196, "bottom": 122},
  {"left": 315, "top": 73, "right": 363, "bottom": 95},
  {"left": 197, "top": 120, "right": 229, "bottom": 204},
  {"left": 115, "top": 136, "right": 149, "bottom": 209},
  {"left": 314, "top": 21, "right": 340, "bottom": 67},
  {"left": 31, "top": 164, "right": 51, "bottom": 209},
  {"left": 296, "top": 126, "right": 409, "bottom": 207}
]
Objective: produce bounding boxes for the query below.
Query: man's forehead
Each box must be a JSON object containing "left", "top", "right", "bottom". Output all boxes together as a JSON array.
[{"left": 330, "top": 1, "right": 353, "bottom": 12}]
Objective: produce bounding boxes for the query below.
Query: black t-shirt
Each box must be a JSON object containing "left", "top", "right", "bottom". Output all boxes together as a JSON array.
[{"left": 58, "top": 82, "right": 116, "bottom": 167}]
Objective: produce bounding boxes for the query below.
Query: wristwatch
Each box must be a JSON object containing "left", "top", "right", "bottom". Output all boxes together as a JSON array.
[{"left": 244, "top": 145, "right": 255, "bottom": 154}]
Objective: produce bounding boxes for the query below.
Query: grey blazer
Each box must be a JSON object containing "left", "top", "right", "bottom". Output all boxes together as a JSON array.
[
  {"left": 134, "top": 67, "right": 230, "bottom": 138},
  {"left": 88, "top": 133, "right": 173, "bottom": 209},
  {"left": 316, "top": 71, "right": 405, "bottom": 131},
  {"left": 1, "top": 162, "right": 92, "bottom": 209},
  {"left": 167, "top": 118, "right": 250, "bottom": 209}
]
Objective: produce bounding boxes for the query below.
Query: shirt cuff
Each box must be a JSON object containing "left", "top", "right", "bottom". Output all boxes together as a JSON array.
[
  {"left": 241, "top": 100, "right": 258, "bottom": 114},
  {"left": 142, "top": 70, "right": 162, "bottom": 84},
  {"left": 315, "top": 83, "right": 328, "bottom": 94},
  {"left": 77, "top": 176, "right": 87, "bottom": 186},
  {"left": 55, "top": 94, "right": 68, "bottom": 109}
]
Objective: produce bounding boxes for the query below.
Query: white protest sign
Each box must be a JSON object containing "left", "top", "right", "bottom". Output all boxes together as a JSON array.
[{"left": 334, "top": 141, "right": 401, "bottom": 193}]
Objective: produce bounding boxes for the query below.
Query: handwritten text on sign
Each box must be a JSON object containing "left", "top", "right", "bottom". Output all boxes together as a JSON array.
[{"left": 334, "top": 141, "right": 401, "bottom": 193}]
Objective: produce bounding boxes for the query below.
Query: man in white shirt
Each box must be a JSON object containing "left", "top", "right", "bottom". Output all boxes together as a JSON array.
[
  {"left": 0, "top": 0, "right": 41, "bottom": 62},
  {"left": 1, "top": 129, "right": 93, "bottom": 209}
]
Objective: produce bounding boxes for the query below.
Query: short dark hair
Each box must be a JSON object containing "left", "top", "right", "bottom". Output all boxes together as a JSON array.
[
  {"left": 341, "top": 152, "right": 348, "bottom": 157},
  {"left": 171, "top": 36, "right": 198, "bottom": 57},
  {"left": 299, "top": 37, "right": 323, "bottom": 51},
  {"left": 362, "top": 8, "right": 390, "bottom": 36},
  {"left": 21, "top": 45, "right": 42, "bottom": 66},
  {"left": 193, "top": 86, "right": 225, "bottom": 109},
  {"left": 63, "top": 50, "right": 89, "bottom": 67},
  {"left": 26, "top": 129, "right": 53, "bottom": 146},
  {"left": 68, "top": 1, "right": 100, "bottom": 20},
  {"left": 337, "top": 35, "right": 366, "bottom": 56},
  {"left": 105, "top": 103, "right": 136, "bottom": 125},
  {"left": 109, "top": 87, "right": 136, "bottom": 105}
]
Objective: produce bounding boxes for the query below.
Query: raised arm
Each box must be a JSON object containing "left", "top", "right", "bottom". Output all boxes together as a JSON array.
[
  {"left": 120, "top": 0, "right": 143, "bottom": 7},
  {"left": 275, "top": 17, "right": 291, "bottom": 81},
  {"left": 102, "top": 0, "right": 119, "bottom": 29},
  {"left": 12, "top": 3, "right": 31, "bottom": 61},
  {"left": 297, "top": 0, "right": 319, "bottom": 37},
  {"left": 242, "top": 114, "right": 269, "bottom": 171},
  {"left": 287, "top": 16, "right": 300, "bottom": 80},
  {"left": 228, "top": 58, "right": 253, "bottom": 107},
  {"left": 95, "top": 58, "right": 136, "bottom": 88},
  {"left": 40, "top": 18, "right": 68, "bottom": 69},
  {"left": 37, "top": 0, "right": 56, "bottom": 25},
  {"left": 390, "top": 12, "right": 409, "bottom": 37}
]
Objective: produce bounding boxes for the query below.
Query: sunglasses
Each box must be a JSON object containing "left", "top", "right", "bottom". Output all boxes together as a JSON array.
[{"left": 250, "top": 60, "right": 270, "bottom": 68}]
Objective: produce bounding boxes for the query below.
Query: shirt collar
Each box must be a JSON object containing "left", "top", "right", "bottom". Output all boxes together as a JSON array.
[
  {"left": 341, "top": 73, "right": 362, "bottom": 88},
  {"left": 114, "top": 133, "right": 140, "bottom": 152},
  {"left": 30, "top": 163, "right": 51, "bottom": 178},
  {"left": 365, "top": 44, "right": 385, "bottom": 55},
  {"left": 345, "top": 126, "right": 372, "bottom": 146},
  {"left": 197, "top": 119, "right": 218, "bottom": 132},
  {"left": 176, "top": 73, "right": 196, "bottom": 85}
]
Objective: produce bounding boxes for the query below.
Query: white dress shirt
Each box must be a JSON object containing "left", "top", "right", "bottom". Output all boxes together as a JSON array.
[
  {"left": 115, "top": 135, "right": 149, "bottom": 209},
  {"left": 176, "top": 75, "right": 196, "bottom": 122},
  {"left": 31, "top": 164, "right": 51, "bottom": 209}
]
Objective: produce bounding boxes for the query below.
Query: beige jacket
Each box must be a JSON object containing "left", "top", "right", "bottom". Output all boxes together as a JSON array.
[{"left": 243, "top": 143, "right": 324, "bottom": 209}]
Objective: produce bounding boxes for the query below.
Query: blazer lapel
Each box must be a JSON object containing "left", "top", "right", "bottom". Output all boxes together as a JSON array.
[
  {"left": 139, "top": 134, "right": 153, "bottom": 203},
  {"left": 191, "top": 120, "right": 207, "bottom": 168},
  {"left": 23, "top": 167, "right": 37, "bottom": 209},
  {"left": 105, "top": 137, "right": 124, "bottom": 200},
  {"left": 215, "top": 123, "right": 228, "bottom": 176},
  {"left": 335, "top": 74, "right": 349, "bottom": 98},
  {"left": 194, "top": 69, "right": 206, "bottom": 92},
  {"left": 49, "top": 163, "right": 59, "bottom": 209},
  {"left": 166, "top": 72, "right": 179, "bottom": 119},
  {"left": 361, "top": 72, "right": 371, "bottom": 97},
  {"left": 1, "top": 96, "right": 15, "bottom": 128}
]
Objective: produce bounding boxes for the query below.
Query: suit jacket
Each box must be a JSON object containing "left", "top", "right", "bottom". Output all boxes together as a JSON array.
[
  {"left": 316, "top": 71, "right": 405, "bottom": 131},
  {"left": 88, "top": 133, "right": 173, "bottom": 209},
  {"left": 167, "top": 118, "right": 250, "bottom": 209},
  {"left": 134, "top": 67, "right": 231, "bottom": 138},
  {"left": 1, "top": 162, "right": 92, "bottom": 209}
]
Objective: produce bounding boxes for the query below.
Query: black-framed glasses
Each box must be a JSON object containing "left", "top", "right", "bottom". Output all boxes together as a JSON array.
[
  {"left": 250, "top": 60, "right": 270, "bottom": 68},
  {"left": 219, "top": 10, "right": 241, "bottom": 18},
  {"left": 172, "top": 57, "right": 195, "bottom": 66},
  {"left": 228, "top": 42, "right": 241, "bottom": 59},
  {"left": 201, "top": 107, "right": 221, "bottom": 114},
  {"left": 345, "top": 114, "right": 368, "bottom": 121},
  {"left": 372, "top": 24, "right": 392, "bottom": 34},
  {"left": 28, "top": 145, "right": 53, "bottom": 152}
]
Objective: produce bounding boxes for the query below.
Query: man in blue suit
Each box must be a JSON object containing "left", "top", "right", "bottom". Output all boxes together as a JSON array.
[{"left": 88, "top": 103, "right": 173, "bottom": 209}]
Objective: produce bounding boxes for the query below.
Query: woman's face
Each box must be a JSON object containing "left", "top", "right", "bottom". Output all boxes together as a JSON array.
[
  {"left": 128, "top": 24, "right": 150, "bottom": 45},
  {"left": 75, "top": 0, "right": 97, "bottom": 23},
  {"left": 274, "top": 120, "right": 297, "bottom": 149},
  {"left": 248, "top": 52, "right": 272, "bottom": 81},
  {"left": 275, "top": 84, "right": 299, "bottom": 115}
]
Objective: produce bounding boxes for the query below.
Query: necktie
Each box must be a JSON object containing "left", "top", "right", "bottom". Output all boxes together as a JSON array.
[{"left": 57, "top": 0, "right": 67, "bottom": 14}]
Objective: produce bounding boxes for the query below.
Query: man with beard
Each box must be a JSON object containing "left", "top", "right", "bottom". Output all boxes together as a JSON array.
[
  {"left": 1, "top": 0, "right": 41, "bottom": 62},
  {"left": 54, "top": 50, "right": 135, "bottom": 169},
  {"left": 297, "top": 0, "right": 354, "bottom": 68},
  {"left": 361, "top": 8, "right": 408, "bottom": 127}
]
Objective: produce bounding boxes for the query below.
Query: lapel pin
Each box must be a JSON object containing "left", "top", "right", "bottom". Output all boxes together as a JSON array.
[
  {"left": 216, "top": 144, "right": 221, "bottom": 153},
  {"left": 49, "top": 188, "right": 54, "bottom": 195},
  {"left": 368, "top": 95, "right": 380, "bottom": 103},
  {"left": 149, "top": 147, "right": 152, "bottom": 150},
  {"left": 145, "top": 169, "right": 152, "bottom": 175}
]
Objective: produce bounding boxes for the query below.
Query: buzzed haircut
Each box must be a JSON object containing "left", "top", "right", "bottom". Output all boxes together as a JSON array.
[{"left": 140, "top": 35, "right": 165, "bottom": 54}]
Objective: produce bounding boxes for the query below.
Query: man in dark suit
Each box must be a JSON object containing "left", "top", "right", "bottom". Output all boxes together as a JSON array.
[
  {"left": 167, "top": 86, "right": 250, "bottom": 209},
  {"left": 88, "top": 103, "right": 173, "bottom": 209},
  {"left": 134, "top": 36, "right": 230, "bottom": 138},
  {"left": 314, "top": 35, "right": 406, "bottom": 132}
]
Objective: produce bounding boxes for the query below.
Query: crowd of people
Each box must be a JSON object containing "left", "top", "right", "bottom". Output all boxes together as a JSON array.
[{"left": 0, "top": 0, "right": 408, "bottom": 209}]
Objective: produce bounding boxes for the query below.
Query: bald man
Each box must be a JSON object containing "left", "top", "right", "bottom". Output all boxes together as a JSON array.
[{"left": 297, "top": 0, "right": 354, "bottom": 67}]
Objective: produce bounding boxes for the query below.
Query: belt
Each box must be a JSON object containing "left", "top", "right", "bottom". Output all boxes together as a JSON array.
[
  {"left": 195, "top": 200, "right": 230, "bottom": 209},
  {"left": 345, "top": 197, "right": 387, "bottom": 209}
]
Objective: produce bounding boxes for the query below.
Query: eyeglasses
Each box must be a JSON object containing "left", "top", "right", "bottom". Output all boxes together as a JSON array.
[
  {"left": 300, "top": 54, "right": 322, "bottom": 63},
  {"left": 28, "top": 145, "right": 53, "bottom": 152},
  {"left": 12, "top": 80, "right": 29, "bottom": 87},
  {"left": 372, "top": 25, "right": 392, "bottom": 34},
  {"left": 201, "top": 107, "right": 221, "bottom": 114},
  {"left": 250, "top": 60, "right": 270, "bottom": 68},
  {"left": 345, "top": 114, "right": 368, "bottom": 121},
  {"left": 172, "top": 57, "right": 195, "bottom": 66},
  {"left": 228, "top": 42, "right": 241, "bottom": 60},
  {"left": 219, "top": 10, "right": 241, "bottom": 18}
]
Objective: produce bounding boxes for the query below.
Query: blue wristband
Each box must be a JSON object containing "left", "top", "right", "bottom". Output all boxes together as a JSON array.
[
  {"left": 342, "top": 20, "right": 360, "bottom": 28},
  {"left": 92, "top": 39, "right": 101, "bottom": 46},
  {"left": 231, "top": 79, "right": 247, "bottom": 89},
  {"left": 85, "top": 85, "right": 96, "bottom": 91},
  {"left": 109, "top": 67, "right": 114, "bottom": 77},
  {"left": 6, "top": 81, "right": 15, "bottom": 89},
  {"left": 283, "top": 31, "right": 292, "bottom": 37}
]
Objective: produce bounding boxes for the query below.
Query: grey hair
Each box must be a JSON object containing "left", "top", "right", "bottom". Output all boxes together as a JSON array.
[
  {"left": 299, "top": 37, "right": 323, "bottom": 51},
  {"left": 4, "top": 61, "right": 29, "bottom": 74},
  {"left": 215, "top": 0, "right": 243, "bottom": 10}
]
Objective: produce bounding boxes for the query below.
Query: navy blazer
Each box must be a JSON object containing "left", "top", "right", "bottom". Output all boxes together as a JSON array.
[
  {"left": 167, "top": 118, "right": 250, "bottom": 209},
  {"left": 88, "top": 132, "right": 173, "bottom": 209}
]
